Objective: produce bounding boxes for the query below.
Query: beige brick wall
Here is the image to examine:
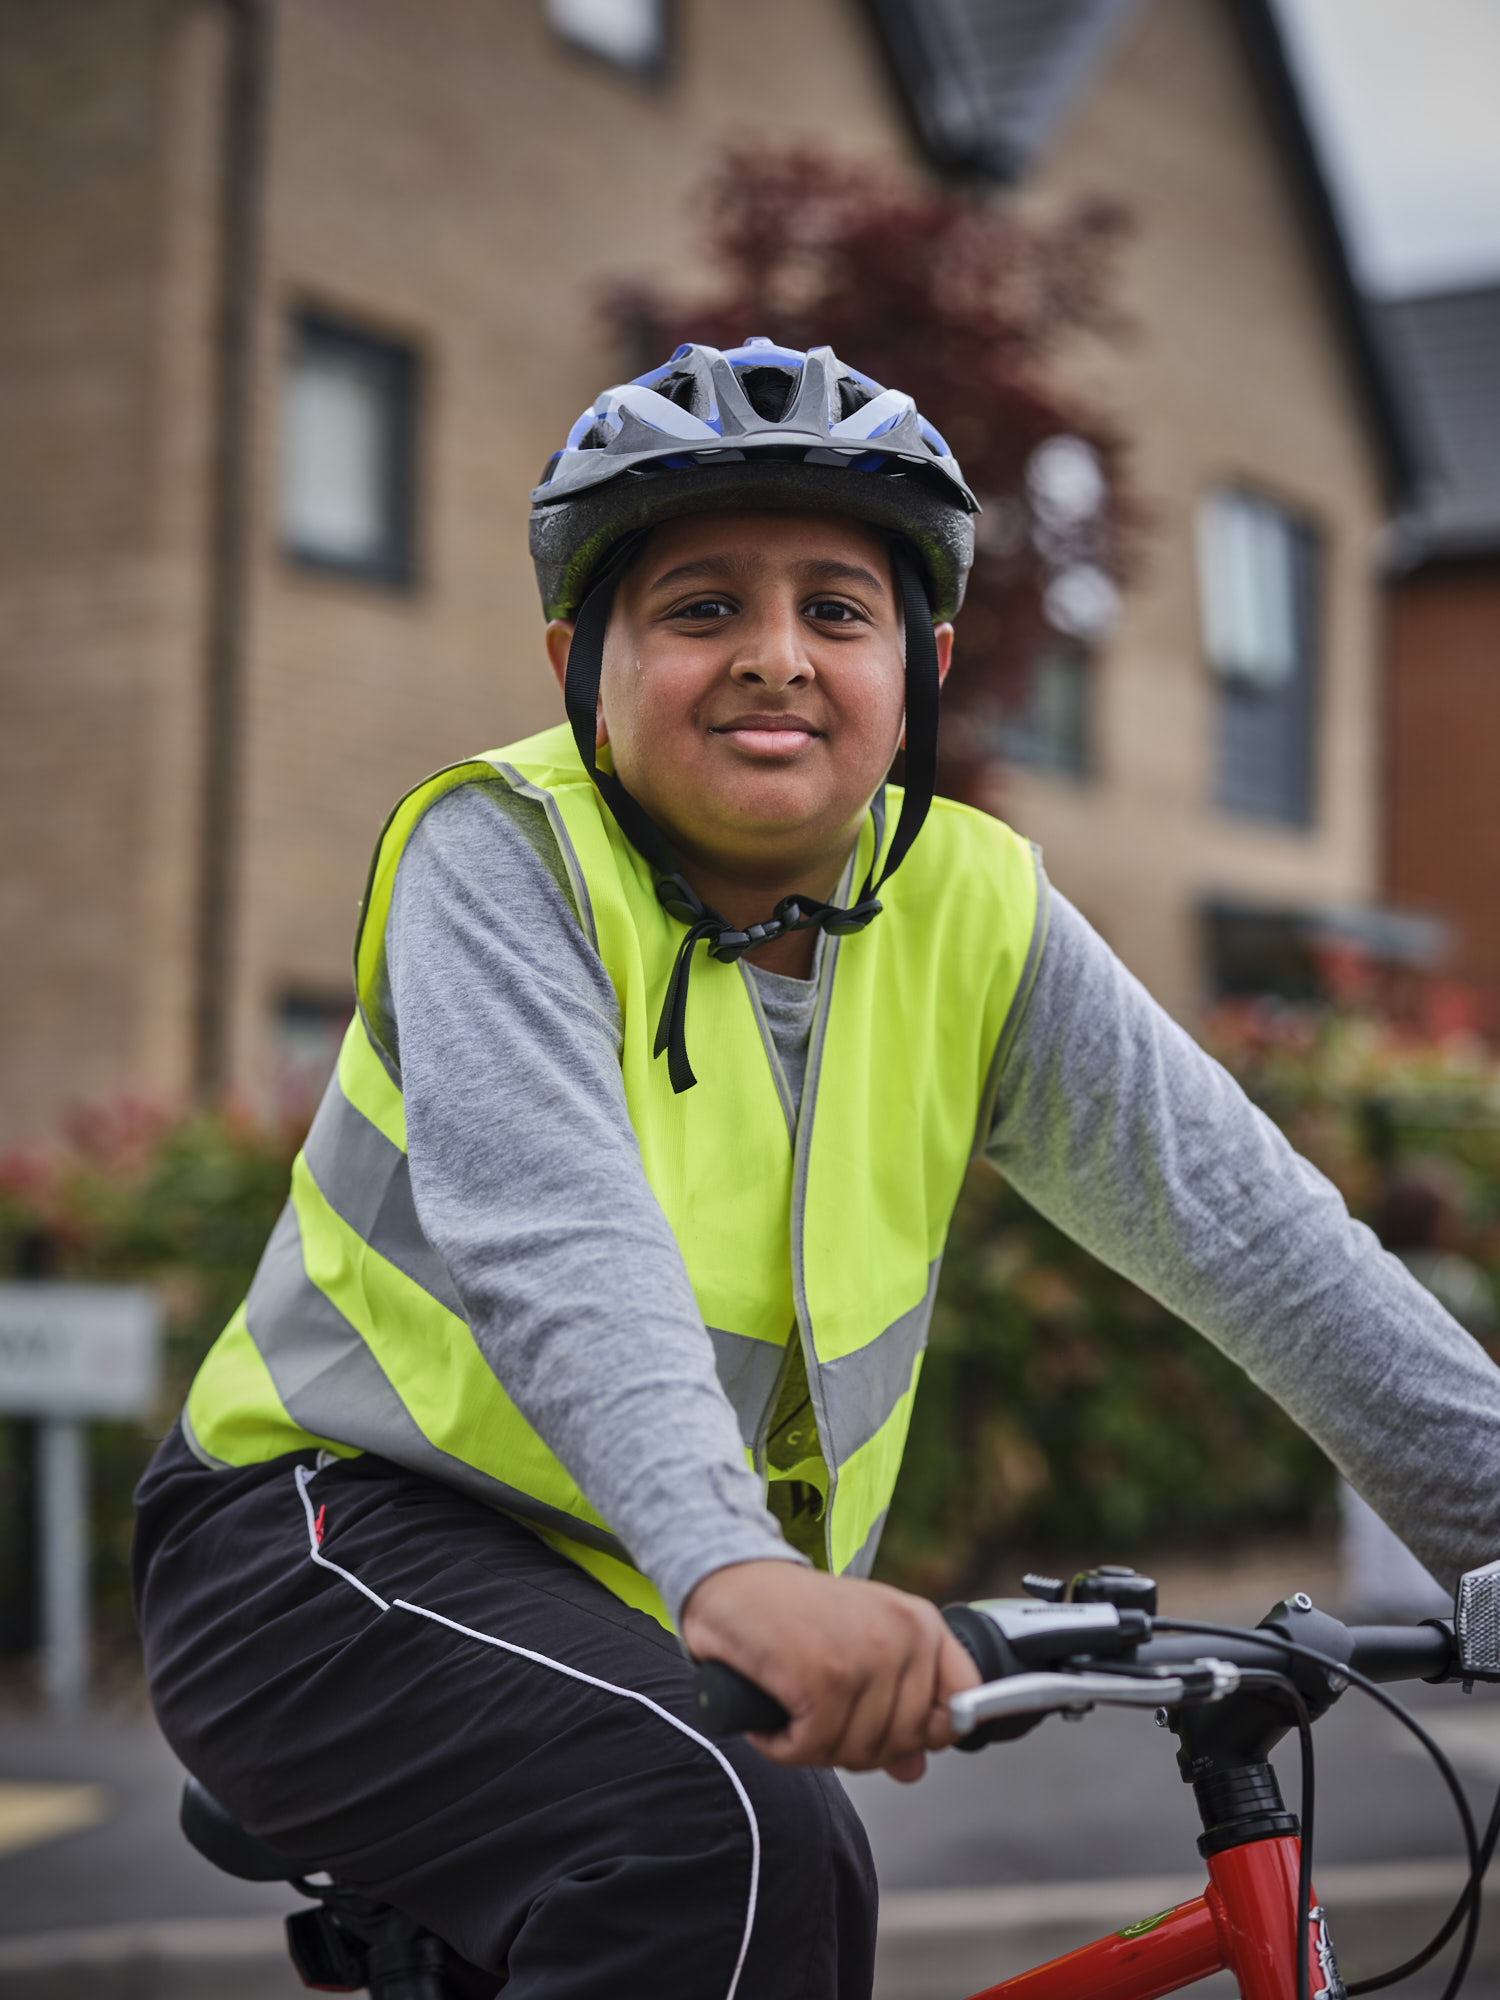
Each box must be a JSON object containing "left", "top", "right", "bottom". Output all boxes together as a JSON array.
[
  {"left": 0, "top": 0, "right": 1389, "bottom": 1137},
  {"left": 227, "top": 0, "right": 921, "bottom": 1088},
  {"left": 994, "top": 0, "right": 1384, "bottom": 1017},
  {"left": 0, "top": 0, "right": 221, "bottom": 1143}
]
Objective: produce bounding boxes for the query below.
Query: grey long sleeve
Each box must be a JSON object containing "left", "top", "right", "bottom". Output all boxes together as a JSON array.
[
  {"left": 387, "top": 780, "right": 1500, "bottom": 1617},
  {"left": 987, "top": 894, "right": 1500, "bottom": 1591},
  {"left": 386, "top": 781, "right": 801, "bottom": 1624}
]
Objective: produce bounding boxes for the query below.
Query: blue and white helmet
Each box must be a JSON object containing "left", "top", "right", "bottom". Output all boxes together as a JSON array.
[{"left": 530, "top": 337, "right": 979, "bottom": 622}]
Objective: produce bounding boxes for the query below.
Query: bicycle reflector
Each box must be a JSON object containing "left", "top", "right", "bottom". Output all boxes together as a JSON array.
[{"left": 1456, "top": 1558, "right": 1500, "bottom": 1677}]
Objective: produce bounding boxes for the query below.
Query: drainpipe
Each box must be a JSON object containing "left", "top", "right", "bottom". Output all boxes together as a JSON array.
[{"left": 194, "top": 0, "right": 272, "bottom": 1099}]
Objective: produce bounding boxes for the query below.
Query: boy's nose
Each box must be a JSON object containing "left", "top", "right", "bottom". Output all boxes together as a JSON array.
[{"left": 728, "top": 610, "right": 813, "bottom": 690}]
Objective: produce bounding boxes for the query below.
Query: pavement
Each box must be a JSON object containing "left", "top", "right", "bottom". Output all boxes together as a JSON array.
[
  {"left": 0, "top": 1698, "right": 302, "bottom": 1999},
  {"left": 2, "top": 1547, "right": 1498, "bottom": 1999}
]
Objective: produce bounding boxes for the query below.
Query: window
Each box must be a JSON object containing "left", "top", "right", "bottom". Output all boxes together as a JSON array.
[
  {"left": 545, "top": 0, "right": 667, "bottom": 73},
  {"left": 279, "top": 313, "right": 418, "bottom": 585},
  {"left": 1201, "top": 900, "right": 1451, "bottom": 1005},
  {"left": 1201, "top": 901, "right": 1322, "bottom": 1003},
  {"left": 270, "top": 991, "right": 353, "bottom": 1106},
  {"left": 1197, "top": 487, "right": 1319, "bottom": 826},
  {"left": 999, "top": 643, "right": 1092, "bottom": 778}
]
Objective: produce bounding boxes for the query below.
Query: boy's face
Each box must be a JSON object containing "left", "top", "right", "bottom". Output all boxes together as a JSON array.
[{"left": 547, "top": 510, "right": 952, "bottom": 891}]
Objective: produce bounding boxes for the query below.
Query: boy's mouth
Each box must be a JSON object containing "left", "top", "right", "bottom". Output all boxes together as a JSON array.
[{"left": 710, "top": 715, "right": 823, "bottom": 757}]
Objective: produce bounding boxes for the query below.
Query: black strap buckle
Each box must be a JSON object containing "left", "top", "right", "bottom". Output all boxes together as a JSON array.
[
  {"left": 822, "top": 897, "right": 883, "bottom": 936},
  {"left": 710, "top": 920, "right": 786, "bottom": 961},
  {"left": 656, "top": 873, "right": 705, "bottom": 925}
]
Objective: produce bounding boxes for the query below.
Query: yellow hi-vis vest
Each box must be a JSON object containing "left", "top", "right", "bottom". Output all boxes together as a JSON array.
[{"left": 183, "top": 724, "right": 1047, "bottom": 1630}]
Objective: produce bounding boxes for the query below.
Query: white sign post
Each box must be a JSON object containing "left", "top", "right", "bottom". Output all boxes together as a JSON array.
[{"left": 0, "top": 1284, "right": 162, "bottom": 1708}]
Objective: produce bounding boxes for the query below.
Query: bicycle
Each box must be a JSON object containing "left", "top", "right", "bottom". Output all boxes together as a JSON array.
[{"left": 180, "top": 1557, "right": 1500, "bottom": 1999}]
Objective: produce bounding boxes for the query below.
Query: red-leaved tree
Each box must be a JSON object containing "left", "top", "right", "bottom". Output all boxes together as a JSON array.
[{"left": 606, "top": 145, "right": 1142, "bottom": 799}]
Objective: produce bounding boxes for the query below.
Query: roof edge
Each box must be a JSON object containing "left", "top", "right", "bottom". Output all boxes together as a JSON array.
[
  {"left": 861, "top": 0, "right": 1024, "bottom": 182},
  {"left": 1386, "top": 517, "right": 1500, "bottom": 575},
  {"left": 1225, "top": 0, "right": 1419, "bottom": 507}
]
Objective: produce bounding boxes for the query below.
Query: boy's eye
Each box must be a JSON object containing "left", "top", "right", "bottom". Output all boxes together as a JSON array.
[
  {"left": 806, "top": 598, "right": 862, "bottom": 623},
  {"left": 674, "top": 596, "right": 737, "bottom": 622}
]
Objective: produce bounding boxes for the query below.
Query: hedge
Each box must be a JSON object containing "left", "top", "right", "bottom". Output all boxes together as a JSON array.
[{"left": 2, "top": 1003, "right": 1496, "bottom": 1652}]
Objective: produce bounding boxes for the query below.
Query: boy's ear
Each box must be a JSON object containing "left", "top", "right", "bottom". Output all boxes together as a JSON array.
[
  {"left": 544, "top": 619, "right": 608, "bottom": 746},
  {"left": 544, "top": 619, "right": 573, "bottom": 692}
]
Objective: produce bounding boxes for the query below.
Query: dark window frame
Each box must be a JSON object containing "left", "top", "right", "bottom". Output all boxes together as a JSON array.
[
  {"left": 271, "top": 988, "right": 356, "bottom": 1104},
  {"left": 279, "top": 308, "right": 421, "bottom": 592},
  {"left": 1200, "top": 900, "right": 1323, "bottom": 1003},
  {"left": 998, "top": 639, "right": 1095, "bottom": 781},
  {"left": 1202, "top": 487, "right": 1323, "bottom": 829},
  {"left": 544, "top": 0, "right": 672, "bottom": 81}
]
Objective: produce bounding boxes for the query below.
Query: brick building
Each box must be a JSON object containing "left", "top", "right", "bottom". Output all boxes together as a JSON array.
[
  {"left": 0, "top": 0, "right": 1405, "bottom": 1144},
  {"left": 1381, "top": 284, "right": 1500, "bottom": 1033}
]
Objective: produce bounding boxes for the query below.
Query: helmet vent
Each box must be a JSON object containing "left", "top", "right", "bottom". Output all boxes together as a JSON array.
[
  {"left": 578, "top": 419, "right": 613, "bottom": 452},
  {"left": 836, "top": 378, "right": 875, "bottom": 422},
  {"left": 739, "top": 365, "right": 797, "bottom": 423},
  {"left": 654, "top": 371, "right": 699, "bottom": 415}
]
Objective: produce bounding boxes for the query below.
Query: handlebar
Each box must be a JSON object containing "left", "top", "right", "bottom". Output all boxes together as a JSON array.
[
  {"left": 1131, "top": 1622, "right": 1455, "bottom": 1685},
  {"left": 693, "top": 1659, "right": 793, "bottom": 1736},
  {"left": 689, "top": 1602, "right": 1459, "bottom": 1740}
]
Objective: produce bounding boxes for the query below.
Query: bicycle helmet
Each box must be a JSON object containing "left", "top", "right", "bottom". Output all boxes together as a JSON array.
[
  {"left": 532, "top": 337, "right": 977, "bottom": 622},
  {"left": 529, "top": 337, "right": 980, "bottom": 1092}
]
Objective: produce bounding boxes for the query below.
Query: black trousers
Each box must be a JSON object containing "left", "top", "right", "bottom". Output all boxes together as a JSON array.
[{"left": 133, "top": 1428, "right": 877, "bottom": 1999}]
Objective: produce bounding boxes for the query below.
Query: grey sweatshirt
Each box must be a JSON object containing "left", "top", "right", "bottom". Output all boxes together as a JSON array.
[{"left": 384, "top": 778, "right": 1500, "bottom": 1624}]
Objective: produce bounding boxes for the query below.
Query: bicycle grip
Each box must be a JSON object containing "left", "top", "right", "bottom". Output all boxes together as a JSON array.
[{"left": 692, "top": 1660, "right": 792, "bottom": 1736}]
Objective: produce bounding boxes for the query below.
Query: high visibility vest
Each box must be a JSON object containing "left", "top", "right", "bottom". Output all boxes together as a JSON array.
[{"left": 184, "top": 723, "right": 1046, "bottom": 1630}]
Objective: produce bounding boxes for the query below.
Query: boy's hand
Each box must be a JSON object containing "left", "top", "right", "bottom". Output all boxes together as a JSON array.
[{"left": 680, "top": 1560, "right": 980, "bottom": 1782}]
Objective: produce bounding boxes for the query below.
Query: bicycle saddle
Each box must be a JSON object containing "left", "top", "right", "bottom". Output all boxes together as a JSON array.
[{"left": 180, "top": 1776, "right": 304, "bottom": 1882}]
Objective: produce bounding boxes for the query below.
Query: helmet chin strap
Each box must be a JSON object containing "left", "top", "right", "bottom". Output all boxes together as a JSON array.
[{"left": 563, "top": 544, "right": 941, "bottom": 1093}]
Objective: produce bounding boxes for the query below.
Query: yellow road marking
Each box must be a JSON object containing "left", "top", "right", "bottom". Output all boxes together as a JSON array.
[{"left": 0, "top": 1782, "right": 110, "bottom": 1858}]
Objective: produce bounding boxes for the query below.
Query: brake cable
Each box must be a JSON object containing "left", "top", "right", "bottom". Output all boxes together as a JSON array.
[
  {"left": 1155, "top": 1619, "right": 1485, "bottom": 2000},
  {"left": 1348, "top": 1778, "right": 1500, "bottom": 1994}
]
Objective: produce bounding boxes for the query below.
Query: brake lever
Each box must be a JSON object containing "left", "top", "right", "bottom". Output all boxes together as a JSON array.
[{"left": 949, "top": 1660, "right": 1242, "bottom": 1739}]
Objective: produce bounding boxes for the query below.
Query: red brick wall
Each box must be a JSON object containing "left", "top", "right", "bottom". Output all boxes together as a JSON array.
[{"left": 1386, "top": 562, "right": 1500, "bottom": 1033}]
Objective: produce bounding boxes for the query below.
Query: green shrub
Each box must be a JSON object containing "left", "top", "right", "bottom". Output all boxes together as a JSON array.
[
  {"left": 876, "top": 1164, "right": 1335, "bottom": 1598},
  {"left": 876, "top": 1003, "right": 1500, "bottom": 1597},
  {"left": 0, "top": 1098, "right": 302, "bottom": 1649}
]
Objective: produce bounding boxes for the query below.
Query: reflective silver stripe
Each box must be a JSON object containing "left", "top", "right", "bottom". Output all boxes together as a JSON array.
[
  {"left": 301, "top": 1079, "right": 465, "bottom": 1319},
  {"left": 178, "top": 1404, "right": 229, "bottom": 1471},
  {"left": 737, "top": 963, "right": 797, "bottom": 1145},
  {"left": 706, "top": 1327, "right": 787, "bottom": 1446},
  {"left": 490, "top": 761, "right": 600, "bottom": 956},
  {"left": 787, "top": 847, "right": 858, "bottom": 1569},
  {"left": 971, "top": 845, "right": 1051, "bottom": 1156},
  {"left": 842, "top": 1506, "right": 889, "bottom": 1580},
  {"left": 243, "top": 1201, "right": 632, "bottom": 1561},
  {"left": 819, "top": 1259, "right": 941, "bottom": 1467}
]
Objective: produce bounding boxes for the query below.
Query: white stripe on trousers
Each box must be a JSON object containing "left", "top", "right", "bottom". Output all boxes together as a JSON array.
[{"left": 291, "top": 1464, "right": 762, "bottom": 2000}]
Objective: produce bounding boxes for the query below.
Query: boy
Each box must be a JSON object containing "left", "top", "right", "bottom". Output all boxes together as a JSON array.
[{"left": 134, "top": 339, "right": 1500, "bottom": 2000}]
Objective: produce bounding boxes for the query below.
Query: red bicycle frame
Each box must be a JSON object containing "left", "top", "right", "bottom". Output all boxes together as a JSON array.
[{"left": 965, "top": 1836, "right": 1340, "bottom": 2000}]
